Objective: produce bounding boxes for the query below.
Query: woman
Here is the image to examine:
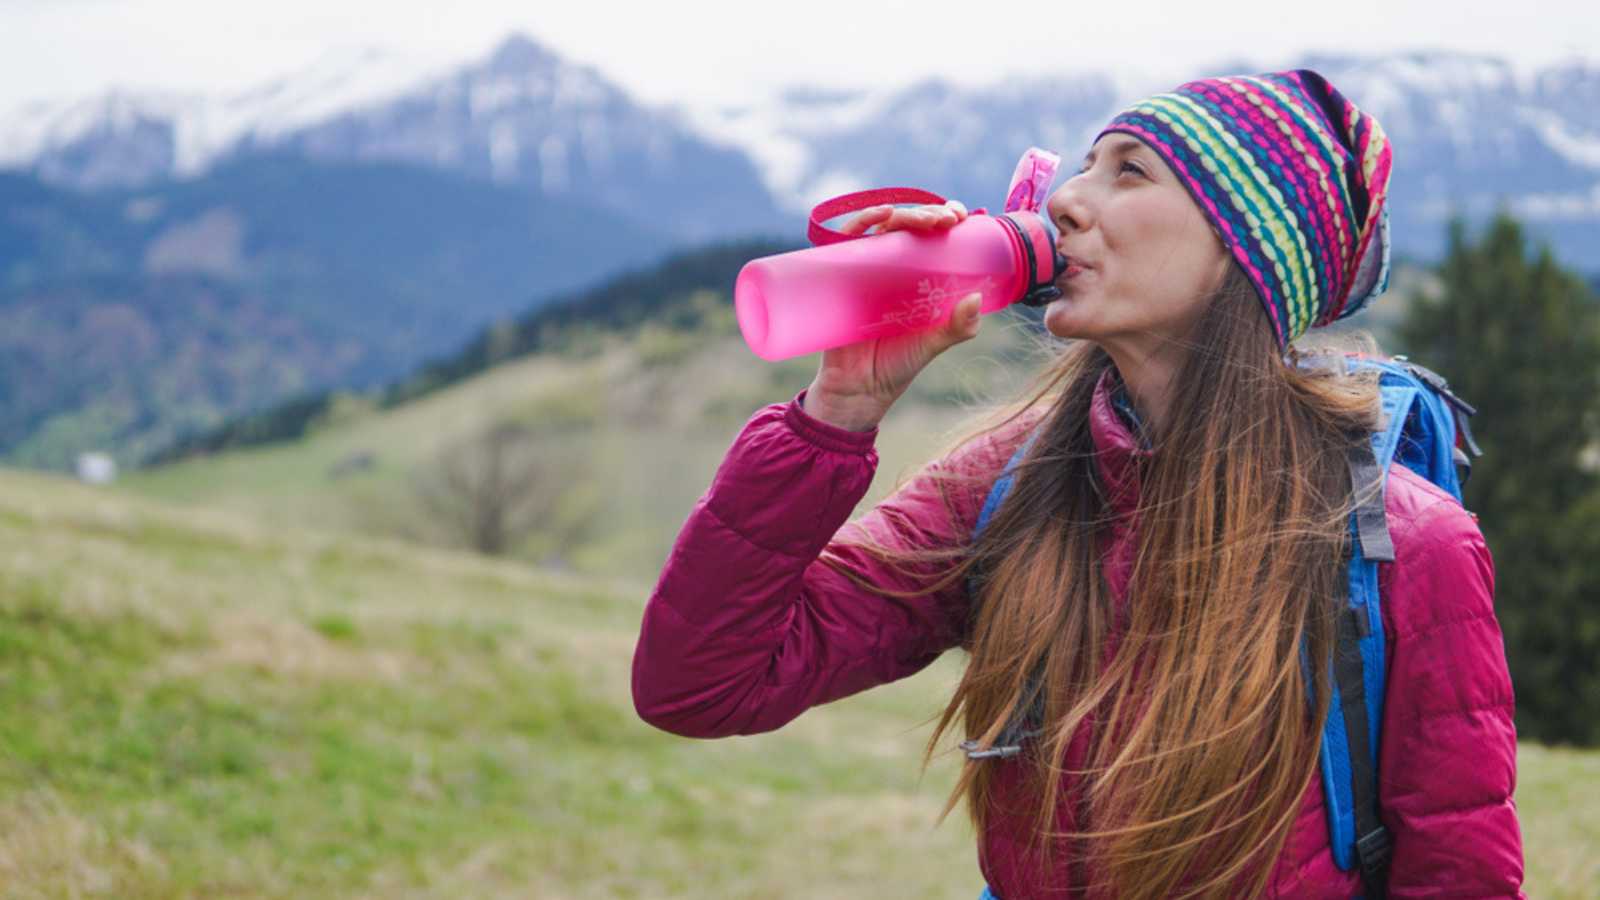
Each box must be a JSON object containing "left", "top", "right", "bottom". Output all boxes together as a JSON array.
[{"left": 631, "top": 69, "right": 1524, "bottom": 897}]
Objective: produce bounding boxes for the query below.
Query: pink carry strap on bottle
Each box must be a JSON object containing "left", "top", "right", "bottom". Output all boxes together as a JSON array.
[
  {"left": 803, "top": 147, "right": 1060, "bottom": 244},
  {"left": 805, "top": 187, "right": 951, "bottom": 246},
  {"left": 734, "top": 148, "right": 1067, "bottom": 361}
]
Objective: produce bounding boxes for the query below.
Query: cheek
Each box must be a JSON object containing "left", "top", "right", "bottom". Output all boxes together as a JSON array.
[
  {"left": 1102, "top": 198, "right": 1181, "bottom": 273},
  {"left": 1119, "top": 200, "right": 1220, "bottom": 288}
]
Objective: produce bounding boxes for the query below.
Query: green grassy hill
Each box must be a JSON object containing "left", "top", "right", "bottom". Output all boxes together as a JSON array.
[
  {"left": 117, "top": 288, "right": 1060, "bottom": 582},
  {"left": 0, "top": 465, "right": 983, "bottom": 898},
  {"left": 16, "top": 255, "right": 1582, "bottom": 894},
  {"left": 1, "top": 462, "right": 1595, "bottom": 896}
]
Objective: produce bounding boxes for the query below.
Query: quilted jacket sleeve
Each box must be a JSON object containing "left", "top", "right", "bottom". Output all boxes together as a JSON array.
[
  {"left": 1378, "top": 487, "right": 1525, "bottom": 897},
  {"left": 631, "top": 387, "right": 1026, "bottom": 739}
]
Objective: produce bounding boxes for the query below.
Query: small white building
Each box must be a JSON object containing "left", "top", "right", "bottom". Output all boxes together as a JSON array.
[{"left": 75, "top": 452, "right": 117, "bottom": 485}]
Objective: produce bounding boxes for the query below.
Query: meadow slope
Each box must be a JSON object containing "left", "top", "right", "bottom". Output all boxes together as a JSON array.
[
  {"left": 0, "top": 466, "right": 985, "bottom": 898},
  {"left": 0, "top": 466, "right": 1595, "bottom": 897}
]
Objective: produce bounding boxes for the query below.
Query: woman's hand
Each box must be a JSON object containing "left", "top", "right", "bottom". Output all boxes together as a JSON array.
[
  {"left": 803, "top": 200, "right": 983, "bottom": 432},
  {"left": 839, "top": 198, "right": 969, "bottom": 237}
]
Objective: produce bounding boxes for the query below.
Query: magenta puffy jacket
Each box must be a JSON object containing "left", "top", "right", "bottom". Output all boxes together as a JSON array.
[{"left": 632, "top": 370, "right": 1525, "bottom": 897}]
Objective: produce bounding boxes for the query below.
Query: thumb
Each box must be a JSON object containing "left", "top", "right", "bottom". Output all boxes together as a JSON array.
[{"left": 945, "top": 292, "right": 983, "bottom": 344}]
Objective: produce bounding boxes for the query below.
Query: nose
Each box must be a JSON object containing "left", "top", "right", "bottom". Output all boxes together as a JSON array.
[
  {"left": 1043, "top": 175, "right": 1094, "bottom": 257},
  {"left": 1046, "top": 175, "right": 1091, "bottom": 247}
]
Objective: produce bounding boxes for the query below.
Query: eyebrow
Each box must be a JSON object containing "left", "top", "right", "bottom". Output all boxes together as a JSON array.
[{"left": 1080, "top": 138, "right": 1147, "bottom": 169}]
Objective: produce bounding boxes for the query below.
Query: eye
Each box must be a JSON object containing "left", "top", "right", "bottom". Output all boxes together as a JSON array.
[{"left": 1076, "top": 160, "right": 1146, "bottom": 177}]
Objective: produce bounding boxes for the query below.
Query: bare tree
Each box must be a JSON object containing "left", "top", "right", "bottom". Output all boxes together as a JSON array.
[{"left": 412, "top": 421, "right": 578, "bottom": 555}]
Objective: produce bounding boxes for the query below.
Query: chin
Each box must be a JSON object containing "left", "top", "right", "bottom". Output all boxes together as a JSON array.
[{"left": 1043, "top": 298, "right": 1100, "bottom": 341}]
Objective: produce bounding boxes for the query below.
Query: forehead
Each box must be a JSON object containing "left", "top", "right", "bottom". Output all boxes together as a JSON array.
[{"left": 1083, "top": 135, "right": 1150, "bottom": 163}]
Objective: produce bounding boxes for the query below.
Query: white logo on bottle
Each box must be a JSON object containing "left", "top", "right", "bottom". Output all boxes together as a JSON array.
[{"left": 862, "top": 276, "right": 992, "bottom": 333}]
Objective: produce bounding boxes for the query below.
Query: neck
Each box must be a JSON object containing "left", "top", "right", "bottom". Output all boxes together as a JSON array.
[{"left": 1102, "top": 338, "right": 1188, "bottom": 436}]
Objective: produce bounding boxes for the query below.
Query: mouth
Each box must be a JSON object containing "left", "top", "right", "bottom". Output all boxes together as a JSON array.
[{"left": 1057, "top": 252, "right": 1092, "bottom": 277}]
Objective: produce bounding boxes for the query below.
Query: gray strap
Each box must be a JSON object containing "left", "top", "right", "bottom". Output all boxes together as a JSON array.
[
  {"left": 1455, "top": 411, "right": 1484, "bottom": 458},
  {"left": 1333, "top": 605, "right": 1392, "bottom": 897},
  {"left": 1348, "top": 438, "right": 1395, "bottom": 562},
  {"left": 1452, "top": 446, "right": 1473, "bottom": 486}
]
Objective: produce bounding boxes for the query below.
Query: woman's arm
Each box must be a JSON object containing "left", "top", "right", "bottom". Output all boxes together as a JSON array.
[
  {"left": 631, "top": 387, "right": 1024, "bottom": 739},
  {"left": 1378, "top": 490, "right": 1525, "bottom": 897}
]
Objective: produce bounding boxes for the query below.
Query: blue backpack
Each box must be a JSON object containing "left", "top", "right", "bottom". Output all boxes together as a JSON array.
[{"left": 959, "top": 353, "right": 1482, "bottom": 899}]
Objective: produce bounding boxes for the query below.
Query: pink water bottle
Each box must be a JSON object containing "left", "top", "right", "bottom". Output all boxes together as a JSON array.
[{"left": 734, "top": 148, "right": 1067, "bottom": 362}]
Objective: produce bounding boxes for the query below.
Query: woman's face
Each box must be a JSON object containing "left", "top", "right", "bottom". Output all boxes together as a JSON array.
[{"left": 1043, "top": 134, "right": 1230, "bottom": 350}]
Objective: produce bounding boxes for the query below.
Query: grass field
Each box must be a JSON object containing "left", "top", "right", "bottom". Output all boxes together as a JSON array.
[
  {"left": 1, "top": 466, "right": 1596, "bottom": 898},
  {"left": 113, "top": 313, "right": 1052, "bottom": 584},
  {"left": 6, "top": 273, "right": 1591, "bottom": 897},
  {"left": 0, "top": 466, "right": 984, "bottom": 898}
]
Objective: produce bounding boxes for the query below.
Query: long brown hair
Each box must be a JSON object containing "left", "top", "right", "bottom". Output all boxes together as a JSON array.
[{"left": 817, "top": 261, "right": 1385, "bottom": 897}]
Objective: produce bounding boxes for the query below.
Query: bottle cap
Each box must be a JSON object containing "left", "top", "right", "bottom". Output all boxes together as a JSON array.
[
  {"left": 1002, "top": 147, "right": 1066, "bottom": 306},
  {"left": 1003, "top": 147, "right": 1061, "bottom": 214}
]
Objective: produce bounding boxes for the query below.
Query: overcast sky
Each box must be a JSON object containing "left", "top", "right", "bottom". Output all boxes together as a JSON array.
[{"left": 4, "top": 0, "right": 1597, "bottom": 111}]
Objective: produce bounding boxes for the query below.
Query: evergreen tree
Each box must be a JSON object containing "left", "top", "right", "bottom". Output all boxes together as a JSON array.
[{"left": 1395, "top": 209, "right": 1600, "bottom": 745}]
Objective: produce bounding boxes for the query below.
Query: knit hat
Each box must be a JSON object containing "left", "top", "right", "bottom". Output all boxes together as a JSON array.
[{"left": 1093, "top": 68, "right": 1393, "bottom": 349}]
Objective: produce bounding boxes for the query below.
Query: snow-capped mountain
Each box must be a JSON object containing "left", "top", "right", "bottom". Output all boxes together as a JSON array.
[
  {"left": 1, "top": 89, "right": 191, "bottom": 188},
  {"left": 1296, "top": 52, "right": 1600, "bottom": 263},
  {"left": 247, "top": 37, "right": 783, "bottom": 240},
  {"left": 682, "top": 74, "right": 1130, "bottom": 215},
  {"left": 685, "top": 50, "right": 1600, "bottom": 267},
  {"left": 4, "top": 37, "right": 1598, "bottom": 267},
  {"left": 0, "top": 46, "right": 449, "bottom": 188},
  {"left": 1, "top": 35, "right": 785, "bottom": 241}
]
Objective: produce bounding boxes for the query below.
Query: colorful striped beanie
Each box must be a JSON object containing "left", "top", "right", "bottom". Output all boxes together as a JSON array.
[{"left": 1094, "top": 68, "right": 1393, "bottom": 349}]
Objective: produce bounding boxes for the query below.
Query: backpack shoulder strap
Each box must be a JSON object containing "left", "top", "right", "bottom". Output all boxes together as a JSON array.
[
  {"left": 1310, "top": 431, "right": 1397, "bottom": 897},
  {"left": 1317, "top": 375, "right": 1418, "bottom": 897},
  {"left": 973, "top": 426, "right": 1041, "bottom": 540},
  {"left": 1327, "top": 502, "right": 1394, "bottom": 897},
  {"left": 958, "top": 424, "right": 1045, "bottom": 761},
  {"left": 1308, "top": 351, "right": 1487, "bottom": 896},
  {"left": 965, "top": 424, "right": 1043, "bottom": 607}
]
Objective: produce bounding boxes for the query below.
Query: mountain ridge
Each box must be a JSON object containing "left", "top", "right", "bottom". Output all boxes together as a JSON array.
[
  {"left": 3, "top": 35, "right": 1596, "bottom": 470},
  {"left": 6, "top": 37, "right": 1598, "bottom": 265},
  {"left": 0, "top": 155, "right": 672, "bottom": 469}
]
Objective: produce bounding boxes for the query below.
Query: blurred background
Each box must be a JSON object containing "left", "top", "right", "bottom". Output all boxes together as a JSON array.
[{"left": 1, "top": 1, "right": 1596, "bottom": 896}]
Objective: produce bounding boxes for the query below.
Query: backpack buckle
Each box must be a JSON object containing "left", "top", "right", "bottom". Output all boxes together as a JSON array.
[
  {"left": 960, "top": 724, "right": 1045, "bottom": 760},
  {"left": 960, "top": 739, "right": 1023, "bottom": 760},
  {"left": 1396, "top": 360, "right": 1478, "bottom": 417},
  {"left": 1393, "top": 359, "right": 1484, "bottom": 459},
  {"left": 1355, "top": 825, "right": 1393, "bottom": 886}
]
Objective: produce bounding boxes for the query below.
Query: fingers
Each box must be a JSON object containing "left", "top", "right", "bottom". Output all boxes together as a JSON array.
[
  {"left": 882, "top": 207, "right": 933, "bottom": 232},
  {"left": 860, "top": 203, "right": 966, "bottom": 235},
  {"left": 841, "top": 205, "right": 894, "bottom": 236},
  {"left": 910, "top": 204, "right": 960, "bottom": 229}
]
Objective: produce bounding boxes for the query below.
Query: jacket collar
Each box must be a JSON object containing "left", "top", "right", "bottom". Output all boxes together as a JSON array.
[{"left": 1090, "top": 366, "right": 1152, "bottom": 509}]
